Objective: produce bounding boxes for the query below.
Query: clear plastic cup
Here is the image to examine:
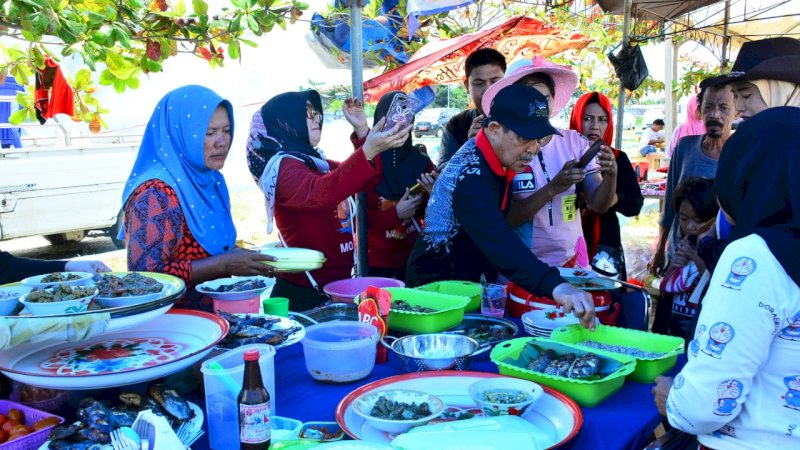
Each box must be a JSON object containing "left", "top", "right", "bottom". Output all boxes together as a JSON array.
[{"left": 481, "top": 283, "right": 508, "bottom": 318}]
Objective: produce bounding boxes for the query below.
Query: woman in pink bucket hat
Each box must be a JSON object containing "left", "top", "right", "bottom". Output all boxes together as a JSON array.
[{"left": 483, "top": 56, "right": 619, "bottom": 268}]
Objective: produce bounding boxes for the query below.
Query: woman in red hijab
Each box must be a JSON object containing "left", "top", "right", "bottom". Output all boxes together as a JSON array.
[{"left": 570, "top": 92, "right": 643, "bottom": 279}]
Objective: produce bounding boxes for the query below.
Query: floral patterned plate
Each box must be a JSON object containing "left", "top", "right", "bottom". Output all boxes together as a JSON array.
[
  {"left": 336, "top": 371, "right": 582, "bottom": 448},
  {"left": 0, "top": 310, "right": 228, "bottom": 389}
]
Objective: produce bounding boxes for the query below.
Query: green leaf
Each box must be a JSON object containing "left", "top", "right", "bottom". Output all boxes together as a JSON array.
[
  {"left": 87, "top": 11, "right": 106, "bottom": 26},
  {"left": 105, "top": 53, "right": 137, "bottom": 79},
  {"left": 228, "top": 40, "right": 240, "bottom": 60},
  {"left": 174, "top": 0, "right": 187, "bottom": 16},
  {"left": 99, "top": 69, "right": 116, "bottom": 86},
  {"left": 231, "top": 14, "right": 242, "bottom": 32},
  {"left": 125, "top": 77, "right": 140, "bottom": 89},
  {"left": 192, "top": 0, "right": 208, "bottom": 16},
  {"left": 75, "top": 68, "right": 92, "bottom": 87},
  {"left": 10, "top": 66, "right": 29, "bottom": 86},
  {"left": 15, "top": 92, "right": 30, "bottom": 108},
  {"left": 112, "top": 78, "right": 127, "bottom": 93},
  {"left": 27, "top": 108, "right": 38, "bottom": 122},
  {"left": 238, "top": 38, "right": 257, "bottom": 48},
  {"left": 9, "top": 109, "right": 28, "bottom": 125},
  {"left": 114, "top": 25, "right": 131, "bottom": 49},
  {"left": 90, "top": 31, "right": 109, "bottom": 46},
  {"left": 146, "top": 59, "right": 162, "bottom": 73},
  {"left": 246, "top": 14, "right": 258, "bottom": 33}
]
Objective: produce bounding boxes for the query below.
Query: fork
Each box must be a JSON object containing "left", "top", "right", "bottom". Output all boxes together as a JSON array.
[
  {"left": 133, "top": 419, "right": 155, "bottom": 450},
  {"left": 110, "top": 428, "right": 138, "bottom": 450},
  {"left": 176, "top": 422, "right": 204, "bottom": 447}
]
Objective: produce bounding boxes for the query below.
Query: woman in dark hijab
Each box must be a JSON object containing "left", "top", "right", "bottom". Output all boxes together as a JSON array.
[
  {"left": 363, "top": 92, "right": 436, "bottom": 281},
  {"left": 654, "top": 108, "right": 800, "bottom": 449},
  {"left": 246, "top": 90, "right": 411, "bottom": 310}
]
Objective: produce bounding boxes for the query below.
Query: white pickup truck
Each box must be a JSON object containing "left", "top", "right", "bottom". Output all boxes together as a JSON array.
[{"left": 0, "top": 102, "right": 141, "bottom": 249}]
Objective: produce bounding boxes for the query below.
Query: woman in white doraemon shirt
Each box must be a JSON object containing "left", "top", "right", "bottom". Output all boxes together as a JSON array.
[{"left": 652, "top": 108, "right": 800, "bottom": 450}]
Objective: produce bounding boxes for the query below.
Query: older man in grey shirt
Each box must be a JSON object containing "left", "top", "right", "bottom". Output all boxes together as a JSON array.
[{"left": 649, "top": 78, "right": 737, "bottom": 275}]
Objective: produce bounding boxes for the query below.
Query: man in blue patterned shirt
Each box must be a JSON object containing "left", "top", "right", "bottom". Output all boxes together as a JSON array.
[{"left": 406, "top": 84, "right": 595, "bottom": 327}]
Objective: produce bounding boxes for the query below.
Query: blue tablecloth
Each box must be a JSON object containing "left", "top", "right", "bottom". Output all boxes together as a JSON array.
[{"left": 191, "top": 319, "right": 682, "bottom": 450}]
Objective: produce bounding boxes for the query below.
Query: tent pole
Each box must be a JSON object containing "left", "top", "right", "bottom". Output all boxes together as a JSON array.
[
  {"left": 615, "top": 0, "right": 632, "bottom": 150},
  {"left": 721, "top": 0, "right": 731, "bottom": 71},
  {"left": 350, "top": 2, "right": 368, "bottom": 277},
  {"left": 664, "top": 31, "right": 674, "bottom": 146}
]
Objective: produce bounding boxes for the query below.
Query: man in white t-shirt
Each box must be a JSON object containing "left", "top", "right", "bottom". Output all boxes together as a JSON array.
[{"left": 639, "top": 119, "right": 665, "bottom": 156}]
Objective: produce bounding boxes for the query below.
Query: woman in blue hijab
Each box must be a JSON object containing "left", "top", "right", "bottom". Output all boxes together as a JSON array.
[{"left": 122, "top": 85, "right": 274, "bottom": 311}]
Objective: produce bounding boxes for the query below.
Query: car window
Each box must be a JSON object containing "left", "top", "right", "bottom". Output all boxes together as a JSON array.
[{"left": 417, "top": 109, "right": 442, "bottom": 121}]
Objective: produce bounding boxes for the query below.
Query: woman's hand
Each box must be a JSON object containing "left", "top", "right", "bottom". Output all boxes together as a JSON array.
[
  {"left": 551, "top": 282, "right": 596, "bottom": 330},
  {"left": 652, "top": 376, "right": 673, "bottom": 416},
  {"left": 549, "top": 160, "right": 585, "bottom": 195},
  {"left": 223, "top": 248, "right": 277, "bottom": 277},
  {"left": 596, "top": 147, "right": 617, "bottom": 176},
  {"left": 396, "top": 188, "right": 423, "bottom": 220},
  {"left": 362, "top": 118, "right": 413, "bottom": 160},
  {"left": 343, "top": 98, "right": 369, "bottom": 138},
  {"left": 418, "top": 171, "right": 439, "bottom": 194},
  {"left": 65, "top": 260, "right": 111, "bottom": 279}
]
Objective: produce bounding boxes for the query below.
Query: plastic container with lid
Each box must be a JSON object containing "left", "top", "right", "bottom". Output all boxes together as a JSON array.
[
  {"left": 200, "top": 344, "right": 276, "bottom": 450},
  {"left": 301, "top": 321, "right": 378, "bottom": 383}
]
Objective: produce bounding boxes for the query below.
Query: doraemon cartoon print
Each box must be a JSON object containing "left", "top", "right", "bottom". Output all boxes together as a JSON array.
[
  {"left": 783, "top": 376, "right": 800, "bottom": 411},
  {"left": 779, "top": 311, "right": 800, "bottom": 341},
  {"left": 703, "top": 322, "right": 735, "bottom": 359},
  {"left": 689, "top": 324, "right": 707, "bottom": 358},
  {"left": 721, "top": 257, "right": 756, "bottom": 290},
  {"left": 714, "top": 380, "right": 744, "bottom": 416}
]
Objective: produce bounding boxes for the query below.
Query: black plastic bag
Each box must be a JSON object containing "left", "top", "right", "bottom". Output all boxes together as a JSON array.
[{"left": 608, "top": 43, "right": 650, "bottom": 91}]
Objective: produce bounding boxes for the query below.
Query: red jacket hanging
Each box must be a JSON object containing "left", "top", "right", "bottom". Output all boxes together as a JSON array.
[{"left": 34, "top": 57, "right": 75, "bottom": 124}]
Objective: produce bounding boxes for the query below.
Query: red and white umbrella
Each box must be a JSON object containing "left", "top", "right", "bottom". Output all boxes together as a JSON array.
[{"left": 363, "top": 15, "right": 591, "bottom": 103}]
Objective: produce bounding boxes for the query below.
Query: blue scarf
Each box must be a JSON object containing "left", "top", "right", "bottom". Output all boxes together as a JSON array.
[{"left": 120, "top": 85, "right": 236, "bottom": 255}]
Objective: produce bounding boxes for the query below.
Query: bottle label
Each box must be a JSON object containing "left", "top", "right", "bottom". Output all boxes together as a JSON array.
[{"left": 240, "top": 402, "right": 271, "bottom": 443}]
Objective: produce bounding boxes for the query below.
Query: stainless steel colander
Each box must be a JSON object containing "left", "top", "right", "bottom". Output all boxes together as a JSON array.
[{"left": 382, "top": 333, "right": 489, "bottom": 372}]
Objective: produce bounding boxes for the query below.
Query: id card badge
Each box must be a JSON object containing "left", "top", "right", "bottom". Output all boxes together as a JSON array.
[{"left": 562, "top": 194, "right": 577, "bottom": 222}]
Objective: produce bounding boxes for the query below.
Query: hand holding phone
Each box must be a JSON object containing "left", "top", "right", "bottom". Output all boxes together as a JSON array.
[
  {"left": 381, "top": 94, "right": 420, "bottom": 132},
  {"left": 577, "top": 139, "right": 605, "bottom": 169}
]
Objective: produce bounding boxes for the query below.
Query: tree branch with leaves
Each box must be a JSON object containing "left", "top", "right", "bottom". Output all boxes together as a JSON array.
[{"left": 0, "top": 0, "right": 308, "bottom": 130}]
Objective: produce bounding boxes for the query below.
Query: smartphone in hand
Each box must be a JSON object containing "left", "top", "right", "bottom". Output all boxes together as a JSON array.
[
  {"left": 381, "top": 94, "right": 420, "bottom": 132},
  {"left": 576, "top": 138, "right": 605, "bottom": 169},
  {"left": 409, "top": 182, "right": 424, "bottom": 195}
]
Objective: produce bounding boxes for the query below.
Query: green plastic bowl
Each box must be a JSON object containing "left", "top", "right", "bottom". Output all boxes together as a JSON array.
[
  {"left": 490, "top": 337, "right": 635, "bottom": 407},
  {"left": 384, "top": 288, "right": 470, "bottom": 334},
  {"left": 416, "top": 281, "right": 482, "bottom": 312},
  {"left": 549, "top": 324, "right": 685, "bottom": 383}
]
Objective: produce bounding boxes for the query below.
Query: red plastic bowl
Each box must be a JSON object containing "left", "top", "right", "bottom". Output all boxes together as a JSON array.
[
  {"left": 323, "top": 277, "right": 405, "bottom": 303},
  {"left": 506, "top": 282, "right": 618, "bottom": 325}
]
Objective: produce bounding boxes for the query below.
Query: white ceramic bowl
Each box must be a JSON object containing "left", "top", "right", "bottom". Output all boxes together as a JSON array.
[
  {"left": 468, "top": 378, "right": 543, "bottom": 416},
  {"left": 93, "top": 292, "right": 163, "bottom": 309},
  {"left": 20, "top": 272, "right": 94, "bottom": 288},
  {"left": 20, "top": 287, "right": 98, "bottom": 315},
  {"left": 196, "top": 276, "right": 275, "bottom": 301},
  {"left": 0, "top": 286, "right": 31, "bottom": 315},
  {"left": 353, "top": 389, "right": 444, "bottom": 433}
]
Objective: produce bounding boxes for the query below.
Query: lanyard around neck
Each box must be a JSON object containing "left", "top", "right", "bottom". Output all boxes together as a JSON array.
[{"left": 537, "top": 152, "right": 555, "bottom": 226}]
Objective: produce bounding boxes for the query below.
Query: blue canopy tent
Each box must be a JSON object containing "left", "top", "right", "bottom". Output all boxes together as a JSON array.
[{"left": 0, "top": 76, "right": 24, "bottom": 148}]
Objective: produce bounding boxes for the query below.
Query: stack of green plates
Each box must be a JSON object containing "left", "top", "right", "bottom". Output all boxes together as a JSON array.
[{"left": 257, "top": 247, "right": 327, "bottom": 272}]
